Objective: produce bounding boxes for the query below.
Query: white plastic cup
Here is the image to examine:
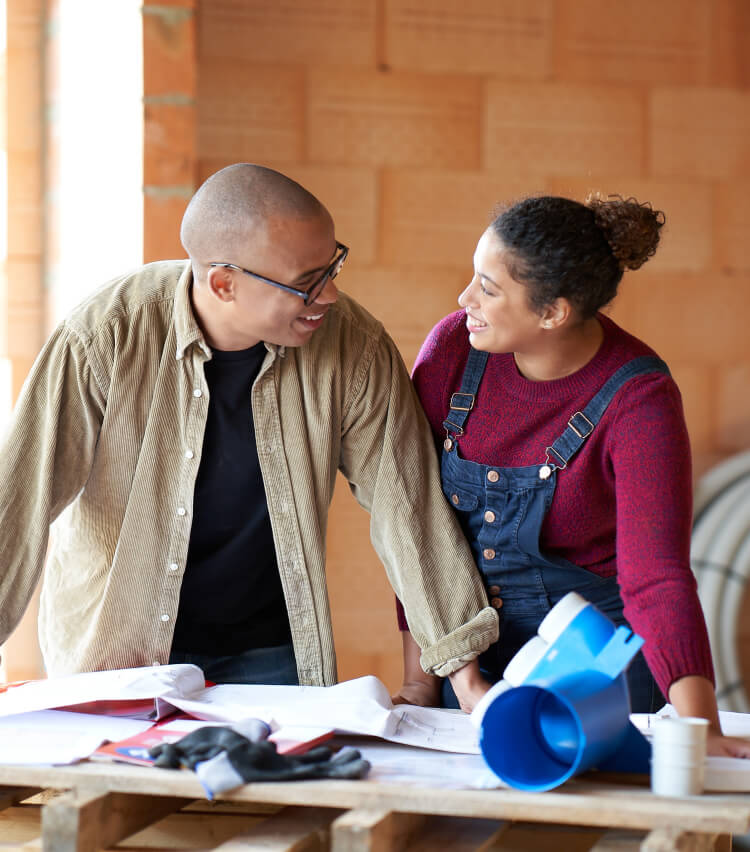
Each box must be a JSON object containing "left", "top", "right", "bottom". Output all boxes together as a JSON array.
[
  {"left": 650, "top": 717, "right": 708, "bottom": 796},
  {"left": 652, "top": 716, "right": 709, "bottom": 744},
  {"left": 651, "top": 741, "right": 705, "bottom": 763},
  {"left": 502, "top": 635, "right": 549, "bottom": 687},
  {"left": 651, "top": 758, "right": 705, "bottom": 796},
  {"left": 538, "top": 592, "right": 589, "bottom": 644}
]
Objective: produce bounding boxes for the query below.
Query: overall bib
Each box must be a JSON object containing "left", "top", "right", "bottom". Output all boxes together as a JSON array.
[{"left": 441, "top": 349, "right": 670, "bottom": 713}]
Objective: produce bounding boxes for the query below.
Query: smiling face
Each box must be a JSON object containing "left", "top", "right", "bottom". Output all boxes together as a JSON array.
[
  {"left": 458, "top": 228, "right": 548, "bottom": 355},
  {"left": 194, "top": 209, "right": 341, "bottom": 351}
]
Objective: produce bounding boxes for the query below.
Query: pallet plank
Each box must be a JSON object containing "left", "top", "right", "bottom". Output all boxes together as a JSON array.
[{"left": 0, "top": 789, "right": 40, "bottom": 812}]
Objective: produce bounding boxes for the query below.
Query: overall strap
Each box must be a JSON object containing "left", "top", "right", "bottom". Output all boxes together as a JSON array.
[
  {"left": 442, "top": 347, "right": 489, "bottom": 448},
  {"left": 545, "top": 355, "right": 671, "bottom": 469}
]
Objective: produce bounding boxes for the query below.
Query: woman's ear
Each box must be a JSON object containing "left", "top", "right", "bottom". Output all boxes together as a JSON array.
[{"left": 540, "top": 297, "right": 572, "bottom": 330}]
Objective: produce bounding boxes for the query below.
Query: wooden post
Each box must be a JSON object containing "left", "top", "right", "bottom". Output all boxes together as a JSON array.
[
  {"left": 213, "top": 805, "right": 343, "bottom": 851},
  {"left": 40, "top": 789, "right": 190, "bottom": 852},
  {"left": 640, "top": 828, "right": 722, "bottom": 851},
  {"left": 331, "top": 809, "right": 426, "bottom": 852}
]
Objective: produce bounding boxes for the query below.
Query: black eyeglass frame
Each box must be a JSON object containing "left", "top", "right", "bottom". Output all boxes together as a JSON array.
[{"left": 209, "top": 241, "right": 349, "bottom": 306}]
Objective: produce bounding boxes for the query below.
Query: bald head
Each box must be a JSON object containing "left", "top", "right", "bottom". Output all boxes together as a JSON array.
[{"left": 181, "top": 164, "right": 326, "bottom": 265}]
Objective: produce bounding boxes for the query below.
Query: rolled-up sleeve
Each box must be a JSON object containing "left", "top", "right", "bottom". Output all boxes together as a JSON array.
[{"left": 338, "top": 327, "right": 498, "bottom": 677}]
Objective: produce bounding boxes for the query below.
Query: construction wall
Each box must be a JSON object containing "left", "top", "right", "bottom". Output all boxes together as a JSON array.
[{"left": 137, "top": 0, "right": 750, "bottom": 689}]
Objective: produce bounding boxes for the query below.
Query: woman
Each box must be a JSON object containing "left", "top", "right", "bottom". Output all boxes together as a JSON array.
[{"left": 394, "top": 194, "right": 750, "bottom": 757}]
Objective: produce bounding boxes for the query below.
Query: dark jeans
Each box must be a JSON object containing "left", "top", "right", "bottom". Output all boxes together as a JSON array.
[{"left": 169, "top": 642, "right": 299, "bottom": 685}]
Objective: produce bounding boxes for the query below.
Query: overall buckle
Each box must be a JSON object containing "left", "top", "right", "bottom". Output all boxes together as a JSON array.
[
  {"left": 568, "top": 411, "right": 594, "bottom": 439},
  {"left": 450, "top": 392, "right": 475, "bottom": 412}
]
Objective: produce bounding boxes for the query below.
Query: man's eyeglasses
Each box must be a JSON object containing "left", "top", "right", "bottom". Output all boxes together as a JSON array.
[{"left": 210, "top": 242, "right": 348, "bottom": 306}]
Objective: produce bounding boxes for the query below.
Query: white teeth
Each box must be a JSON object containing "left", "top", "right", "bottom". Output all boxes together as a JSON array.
[{"left": 302, "top": 312, "right": 324, "bottom": 321}]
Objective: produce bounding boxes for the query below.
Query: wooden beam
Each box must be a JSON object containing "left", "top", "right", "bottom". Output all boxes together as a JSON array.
[
  {"left": 640, "top": 828, "right": 721, "bottom": 851},
  {"left": 331, "top": 809, "right": 426, "bottom": 852},
  {"left": 213, "top": 805, "right": 343, "bottom": 851},
  {"left": 40, "top": 789, "right": 190, "bottom": 852},
  {"left": 0, "top": 787, "right": 40, "bottom": 812}
]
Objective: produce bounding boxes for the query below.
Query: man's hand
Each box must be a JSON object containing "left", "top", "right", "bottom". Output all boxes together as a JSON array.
[{"left": 448, "top": 659, "right": 491, "bottom": 713}]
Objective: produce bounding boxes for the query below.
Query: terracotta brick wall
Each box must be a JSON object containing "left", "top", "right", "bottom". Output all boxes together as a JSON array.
[{"left": 155, "top": 0, "right": 750, "bottom": 690}]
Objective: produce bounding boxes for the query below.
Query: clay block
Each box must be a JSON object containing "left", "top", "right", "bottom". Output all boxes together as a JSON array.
[
  {"left": 485, "top": 82, "right": 644, "bottom": 177},
  {"left": 553, "top": 0, "right": 711, "bottom": 85},
  {"left": 198, "top": 63, "right": 304, "bottom": 163},
  {"left": 650, "top": 88, "right": 750, "bottom": 179},
  {"left": 309, "top": 69, "right": 481, "bottom": 168},
  {"left": 198, "top": 0, "right": 376, "bottom": 67},
  {"left": 381, "top": 168, "right": 542, "bottom": 267},
  {"left": 715, "top": 181, "right": 750, "bottom": 273},
  {"left": 385, "top": 0, "right": 552, "bottom": 77}
]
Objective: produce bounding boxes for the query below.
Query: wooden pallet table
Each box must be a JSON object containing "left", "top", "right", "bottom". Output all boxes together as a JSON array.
[{"left": 0, "top": 758, "right": 749, "bottom": 851}]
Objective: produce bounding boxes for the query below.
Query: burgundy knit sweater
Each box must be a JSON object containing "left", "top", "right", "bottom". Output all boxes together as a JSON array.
[{"left": 398, "top": 310, "right": 714, "bottom": 696}]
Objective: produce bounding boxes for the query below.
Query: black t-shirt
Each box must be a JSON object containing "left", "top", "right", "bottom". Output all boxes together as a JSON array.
[{"left": 171, "top": 343, "right": 291, "bottom": 655}]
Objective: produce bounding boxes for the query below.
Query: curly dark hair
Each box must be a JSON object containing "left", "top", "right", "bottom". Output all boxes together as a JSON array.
[{"left": 489, "top": 194, "right": 665, "bottom": 319}]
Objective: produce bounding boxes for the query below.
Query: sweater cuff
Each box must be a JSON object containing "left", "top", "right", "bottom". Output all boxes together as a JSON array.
[
  {"left": 419, "top": 606, "right": 499, "bottom": 677},
  {"left": 643, "top": 639, "right": 715, "bottom": 698}
]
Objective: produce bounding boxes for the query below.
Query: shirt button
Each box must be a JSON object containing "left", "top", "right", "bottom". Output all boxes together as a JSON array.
[
  {"left": 487, "top": 470, "right": 499, "bottom": 483},
  {"left": 185, "top": 449, "right": 194, "bottom": 459},
  {"left": 484, "top": 510, "right": 496, "bottom": 523},
  {"left": 177, "top": 506, "right": 187, "bottom": 516},
  {"left": 490, "top": 596, "right": 503, "bottom": 609},
  {"left": 169, "top": 563, "right": 179, "bottom": 572},
  {"left": 193, "top": 388, "right": 203, "bottom": 398},
  {"left": 160, "top": 613, "right": 170, "bottom": 621},
  {"left": 483, "top": 548, "right": 496, "bottom": 560},
  {"left": 488, "top": 585, "right": 500, "bottom": 595},
  {"left": 451, "top": 494, "right": 459, "bottom": 505}
]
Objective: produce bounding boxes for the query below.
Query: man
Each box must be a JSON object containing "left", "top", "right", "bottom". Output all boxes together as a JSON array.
[{"left": 0, "top": 164, "right": 497, "bottom": 707}]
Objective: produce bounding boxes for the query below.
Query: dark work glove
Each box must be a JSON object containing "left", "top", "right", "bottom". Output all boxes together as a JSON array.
[
  {"left": 149, "top": 725, "right": 370, "bottom": 798},
  {"left": 149, "top": 722, "right": 269, "bottom": 770}
]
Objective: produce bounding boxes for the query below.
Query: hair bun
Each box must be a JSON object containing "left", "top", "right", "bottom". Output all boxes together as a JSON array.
[{"left": 585, "top": 193, "right": 665, "bottom": 271}]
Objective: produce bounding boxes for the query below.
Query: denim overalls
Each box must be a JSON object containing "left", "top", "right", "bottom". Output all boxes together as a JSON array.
[{"left": 441, "top": 349, "right": 670, "bottom": 713}]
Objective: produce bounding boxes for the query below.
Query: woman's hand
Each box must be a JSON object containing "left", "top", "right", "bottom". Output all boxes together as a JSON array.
[
  {"left": 707, "top": 732, "right": 750, "bottom": 758},
  {"left": 668, "top": 674, "right": 750, "bottom": 757}
]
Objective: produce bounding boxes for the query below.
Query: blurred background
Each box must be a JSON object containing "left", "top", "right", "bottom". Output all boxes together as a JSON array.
[{"left": 1, "top": 0, "right": 749, "bottom": 693}]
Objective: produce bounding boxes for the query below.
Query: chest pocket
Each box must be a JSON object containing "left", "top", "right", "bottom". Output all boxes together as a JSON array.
[{"left": 443, "top": 483, "right": 479, "bottom": 512}]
